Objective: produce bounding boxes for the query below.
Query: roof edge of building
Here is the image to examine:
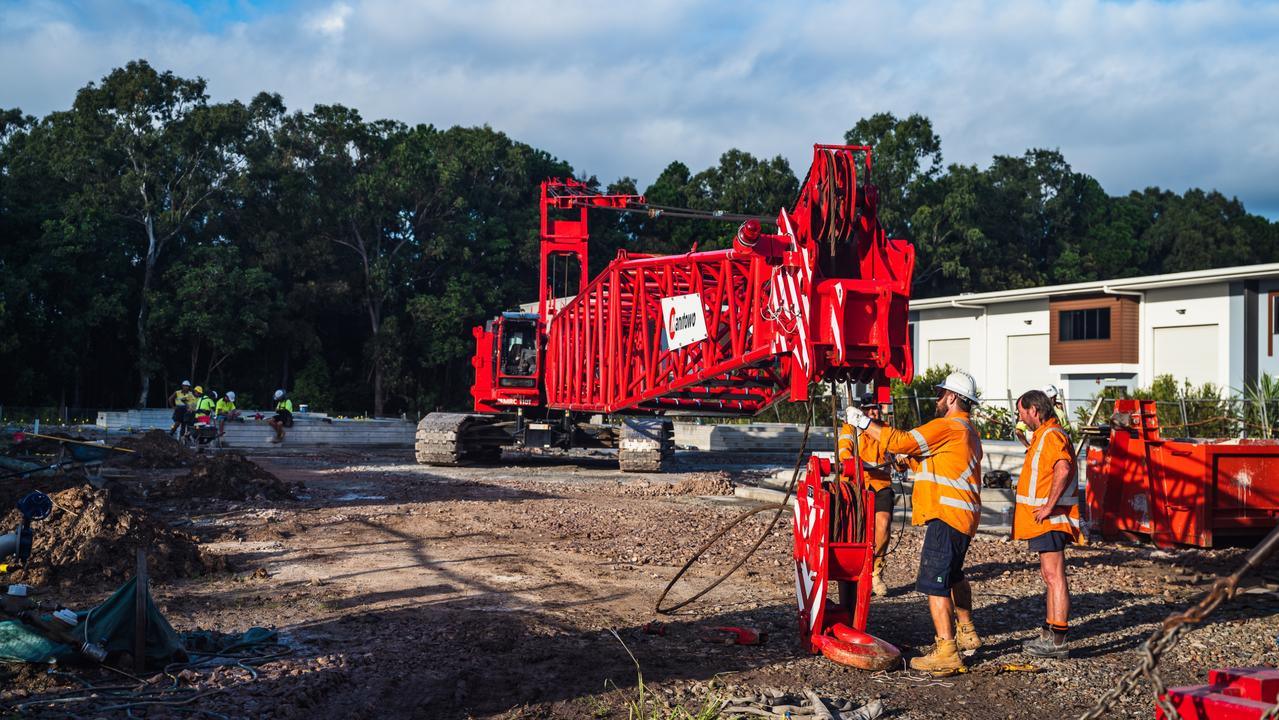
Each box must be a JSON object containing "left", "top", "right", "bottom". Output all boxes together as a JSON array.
[{"left": 910, "top": 262, "right": 1279, "bottom": 310}]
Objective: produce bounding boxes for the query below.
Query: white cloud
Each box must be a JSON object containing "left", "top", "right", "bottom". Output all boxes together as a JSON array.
[
  {"left": 2, "top": 0, "right": 1278, "bottom": 215},
  {"left": 308, "top": 2, "right": 352, "bottom": 37}
]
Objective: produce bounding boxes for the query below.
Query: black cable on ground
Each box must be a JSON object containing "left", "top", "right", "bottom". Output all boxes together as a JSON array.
[
  {"left": 655, "top": 403, "right": 813, "bottom": 615},
  {"left": 13, "top": 638, "right": 290, "bottom": 717}
]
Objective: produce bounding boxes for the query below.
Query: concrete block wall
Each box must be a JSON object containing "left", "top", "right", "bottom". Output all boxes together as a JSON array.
[
  {"left": 97, "top": 410, "right": 415, "bottom": 449},
  {"left": 674, "top": 423, "right": 836, "bottom": 452},
  {"left": 674, "top": 423, "right": 1031, "bottom": 476},
  {"left": 217, "top": 417, "right": 415, "bottom": 449}
]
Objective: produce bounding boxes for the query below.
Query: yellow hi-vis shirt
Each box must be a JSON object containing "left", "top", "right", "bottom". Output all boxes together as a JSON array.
[
  {"left": 879, "top": 412, "right": 983, "bottom": 536},
  {"left": 173, "top": 390, "right": 196, "bottom": 410},
  {"left": 837, "top": 422, "right": 891, "bottom": 492},
  {"left": 214, "top": 398, "right": 236, "bottom": 415},
  {"left": 1013, "top": 418, "right": 1082, "bottom": 543}
]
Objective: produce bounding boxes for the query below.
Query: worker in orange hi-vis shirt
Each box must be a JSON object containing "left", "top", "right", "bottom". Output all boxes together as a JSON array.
[
  {"left": 847, "top": 370, "right": 983, "bottom": 674},
  {"left": 836, "top": 394, "right": 895, "bottom": 597},
  {"left": 1013, "top": 388, "right": 1083, "bottom": 659}
]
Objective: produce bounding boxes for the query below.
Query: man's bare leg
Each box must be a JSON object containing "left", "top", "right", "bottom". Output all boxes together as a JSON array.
[
  {"left": 928, "top": 595, "right": 956, "bottom": 640},
  {"left": 1039, "top": 551, "right": 1069, "bottom": 624},
  {"left": 951, "top": 578, "right": 973, "bottom": 625}
]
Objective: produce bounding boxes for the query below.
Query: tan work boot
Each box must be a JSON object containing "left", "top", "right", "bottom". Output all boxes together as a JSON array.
[
  {"left": 956, "top": 620, "right": 983, "bottom": 651},
  {"left": 871, "top": 557, "right": 888, "bottom": 597},
  {"left": 909, "top": 637, "right": 965, "bottom": 673}
]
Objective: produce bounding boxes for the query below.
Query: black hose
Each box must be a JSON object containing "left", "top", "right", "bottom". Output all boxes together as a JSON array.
[{"left": 655, "top": 403, "right": 813, "bottom": 614}]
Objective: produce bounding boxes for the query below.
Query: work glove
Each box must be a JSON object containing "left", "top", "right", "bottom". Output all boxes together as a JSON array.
[{"left": 845, "top": 406, "right": 871, "bottom": 431}]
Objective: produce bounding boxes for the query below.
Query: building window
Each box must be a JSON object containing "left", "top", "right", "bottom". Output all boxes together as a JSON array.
[{"left": 1059, "top": 308, "right": 1111, "bottom": 342}]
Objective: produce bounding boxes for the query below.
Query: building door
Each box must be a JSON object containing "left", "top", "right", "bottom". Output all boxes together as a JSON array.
[
  {"left": 1006, "top": 334, "right": 1051, "bottom": 405},
  {"left": 1152, "top": 325, "right": 1219, "bottom": 386},
  {"left": 927, "top": 338, "right": 970, "bottom": 374}
]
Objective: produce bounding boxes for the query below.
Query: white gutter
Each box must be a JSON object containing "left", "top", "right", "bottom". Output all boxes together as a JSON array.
[{"left": 911, "top": 263, "right": 1279, "bottom": 310}]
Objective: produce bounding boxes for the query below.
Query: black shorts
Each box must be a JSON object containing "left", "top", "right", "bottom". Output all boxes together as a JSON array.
[
  {"left": 916, "top": 519, "right": 972, "bottom": 596},
  {"left": 172, "top": 407, "right": 189, "bottom": 423},
  {"left": 273, "top": 410, "right": 294, "bottom": 428},
  {"left": 1027, "top": 530, "right": 1072, "bottom": 553},
  {"left": 873, "top": 486, "right": 895, "bottom": 514}
]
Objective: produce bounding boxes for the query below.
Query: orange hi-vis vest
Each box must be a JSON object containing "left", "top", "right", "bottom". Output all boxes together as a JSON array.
[
  {"left": 1013, "top": 418, "right": 1082, "bottom": 542},
  {"left": 880, "top": 412, "right": 983, "bottom": 536},
  {"left": 837, "top": 423, "right": 891, "bottom": 492}
]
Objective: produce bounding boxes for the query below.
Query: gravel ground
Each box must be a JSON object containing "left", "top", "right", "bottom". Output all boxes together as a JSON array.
[{"left": 1, "top": 448, "right": 1275, "bottom": 719}]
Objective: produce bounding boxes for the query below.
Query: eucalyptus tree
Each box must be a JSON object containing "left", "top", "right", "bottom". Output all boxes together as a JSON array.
[{"left": 50, "top": 60, "right": 247, "bottom": 406}]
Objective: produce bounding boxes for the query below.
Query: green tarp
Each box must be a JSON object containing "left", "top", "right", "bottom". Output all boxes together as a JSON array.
[{"left": 0, "top": 577, "right": 184, "bottom": 669}]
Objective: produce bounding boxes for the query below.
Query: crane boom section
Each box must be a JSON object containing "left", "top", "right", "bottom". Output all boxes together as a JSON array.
[{"left": 542, "top": 145, "right": 914, "bottom": 415}]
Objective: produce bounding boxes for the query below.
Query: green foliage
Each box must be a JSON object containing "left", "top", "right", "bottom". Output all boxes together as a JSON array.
[
  {"left": 606, "top": 630, "right": 723, "bottom": 720},
  {"left": 1076, "top": 374, "right": 1243, "bottom": 438},
  {"left": 1241, "top": 373, "right": 1279, "bottom": 439},
  {"left": 292, "top": 358, "right": 335, "bottom": 412},
  {"left": 844, "top": 112, "right": 943, "bottom": 240},
  {"left": 973, "top": 405, "right": 1017, "bottom": 440},
  {"left": 889, "top": 364, "right": 956, "bottom": 428}
]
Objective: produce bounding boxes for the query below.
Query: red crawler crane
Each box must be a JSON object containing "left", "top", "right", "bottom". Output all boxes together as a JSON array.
[
  {"left": 415, "top": 144, "right": 915, "bottom": 471},
  {"left": 415, "top": 144, "right": 915, "bottom": 669}
]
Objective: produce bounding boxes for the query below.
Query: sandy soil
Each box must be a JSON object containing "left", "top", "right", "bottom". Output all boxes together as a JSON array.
[{"left": 2, "top": 448, "right": 1276, "bottom": 719}]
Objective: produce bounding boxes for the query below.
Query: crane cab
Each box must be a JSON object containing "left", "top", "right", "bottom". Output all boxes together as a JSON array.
[{"left": 471, "top": 312, "right": 542, "bottom": 412}]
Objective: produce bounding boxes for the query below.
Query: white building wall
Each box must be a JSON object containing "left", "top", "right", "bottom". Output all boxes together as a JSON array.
[
  {"left": 914, "top": 306, "right": 982, "bottom": 385},
  {"left": 985, "top": 300, "right": 1051, "bottom": 409},
  {"left": 1142, "top": 283, "right": 1231, "bottom": 390}
]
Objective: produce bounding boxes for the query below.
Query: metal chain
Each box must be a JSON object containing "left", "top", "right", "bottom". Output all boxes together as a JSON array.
[{"left": 1078, "top": 523, "right": 1279, "bottom": 720}]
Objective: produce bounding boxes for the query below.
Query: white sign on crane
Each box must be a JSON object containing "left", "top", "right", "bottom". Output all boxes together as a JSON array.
[{"left": 660, "top": 293, "right": 708, "bottom": 351}]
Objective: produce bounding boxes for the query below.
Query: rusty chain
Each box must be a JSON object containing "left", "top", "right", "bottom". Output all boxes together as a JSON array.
[{"left": 1078, "top": 523, "right": 1279, "bottom": 720}]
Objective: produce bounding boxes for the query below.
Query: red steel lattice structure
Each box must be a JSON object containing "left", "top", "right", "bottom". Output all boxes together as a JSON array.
[{"left": 540, "top": 145, "right": 915, "bottom": 416}]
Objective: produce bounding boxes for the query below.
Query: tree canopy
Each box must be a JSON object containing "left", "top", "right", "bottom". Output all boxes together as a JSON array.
[{"left": 1, "top": 64, "right": 1274, "bottom": 413}]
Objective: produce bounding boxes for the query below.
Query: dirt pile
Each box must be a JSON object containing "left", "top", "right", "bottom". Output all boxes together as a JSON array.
[
  {"left": 5, "top": 486, "right": 220, "bottom": 589},
  {"left": 114, "top": 430, "right": 194, "bottom": 468},
  {"left": 153, "top": 454, "right": 298, "bottom": 502},
  {"left": 608, "top": 471, "right": 735, "bottom": 498},
  {"left": 671, "top": 471, "right": 734, "bottom": 495},
  {"left": 0, "top": 475, "right": 81, "bottom": 516}
]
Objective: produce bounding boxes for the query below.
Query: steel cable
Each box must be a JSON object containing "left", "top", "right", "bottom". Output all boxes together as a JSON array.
[{"left": 655, "top": 402, "right": 814, "bottom": 614}]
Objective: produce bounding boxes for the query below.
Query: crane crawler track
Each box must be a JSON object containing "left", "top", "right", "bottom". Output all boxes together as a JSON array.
[
  {"left": 617, "top": 418, "right": 674, "bottom": 472},
  {"left": 415, "top": 412, "right": 505, "bottom": 466}
]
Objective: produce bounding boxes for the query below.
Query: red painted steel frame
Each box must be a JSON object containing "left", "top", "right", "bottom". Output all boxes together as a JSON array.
[
  {"left": 1085, "top": 399, "right": 1279, "bottom": 547},
  {"left": 540, "top": 145, "right": 914, "bottom": 416},
  {"left": 1158, "top": 667, "right": 1279, "bottom": 720}
]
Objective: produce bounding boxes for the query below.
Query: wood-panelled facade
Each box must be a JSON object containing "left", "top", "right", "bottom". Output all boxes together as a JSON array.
[{"left": 1049, "top": 294, "right": 1139, "bottom": 365}]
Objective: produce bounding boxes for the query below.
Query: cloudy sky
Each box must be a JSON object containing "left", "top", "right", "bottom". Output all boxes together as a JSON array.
[{"left": 3, "top": 0, "right": 1278, "bottom": 217}]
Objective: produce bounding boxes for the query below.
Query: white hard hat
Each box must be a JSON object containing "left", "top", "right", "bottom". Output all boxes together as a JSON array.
[
  {"left": 935, "top": 370, "right": 980, "bottom": 404},
  {"left": 181, "top": 380, "right": 191, "bottom": 387},
  {"left": 1042, "top": 384, "right": 1061, "bottom": 400},
  {"left": 226, "top": 391, "right": 236, "bottom": 402},
  {"left": 273, "top": 389, "right": 285, "bottom": 400}
]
